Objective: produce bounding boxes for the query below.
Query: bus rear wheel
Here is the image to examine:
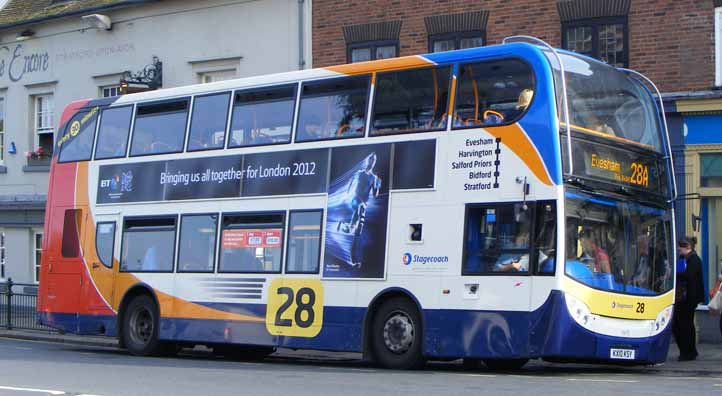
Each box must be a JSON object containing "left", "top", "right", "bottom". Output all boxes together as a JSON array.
[
  {"left": 483, "top": 358, "right": 529, "bottom": 371},
  {"left": 123, "top": 295, "right": 162, "bottom": 356},
  {"left": 371, "top": 297, "right": 425, "bottom": 369}
]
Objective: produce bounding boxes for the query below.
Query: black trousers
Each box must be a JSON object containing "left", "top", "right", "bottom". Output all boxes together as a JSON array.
[{"left": 672, "top": 304, "right": 698, "bottom": 358}]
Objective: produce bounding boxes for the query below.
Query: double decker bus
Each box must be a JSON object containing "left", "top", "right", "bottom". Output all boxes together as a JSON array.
[{"left": 38, "top": 36, "right": 676, "bottom": 369}]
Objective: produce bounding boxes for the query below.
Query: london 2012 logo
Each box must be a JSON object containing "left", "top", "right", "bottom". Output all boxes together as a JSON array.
[{"left": 402, "top": 253, "right": 412, "bottom": 265}]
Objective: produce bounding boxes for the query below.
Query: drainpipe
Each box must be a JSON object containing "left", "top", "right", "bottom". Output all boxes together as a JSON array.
[{"left": 298, "top": 0, "right": 306, "bottom": 70}]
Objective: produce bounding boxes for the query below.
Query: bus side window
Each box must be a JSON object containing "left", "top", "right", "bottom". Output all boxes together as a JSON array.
[
  {"left": 58, "top": 110, "right": 98, "bottom": 163},
  {"left": 177, "top": 214, "right": 217, "bottom": 273},
  {"left": 285, "top": 210, "right": 323, "bottom": 274},
  {"left": 120, "top": 216, "right": 176, "bottom": 273},
  {"left": 130, "top": 99, "right": 189, "bottom": 156},
  {"left": 94, "top": 106, "right": 132, "bottom": 160},
  {"left": 533, "top": 202, "right": 557, "bottom": 275},
  {"left": 96, "top": 222, "right": 116, "bottom": 268},
  {"left": 61, "top": 209, "right": 82, "bottom": 258},
  {"left": 219, "top": 213, "right": 284, "bottom": 274},
  {"left": 188, "top": 92, "right": 231, "bottom": 151},
  {"left": 462, "top": 203, "right": 532, "bottom": 275},
  {"left": 371, "top": 66, "right": 451, "bottom": 135},
  {"left": 229, "top": 85, "right": 296, "bottom": 148},
  {"left": 453, "top": 59, "right": 534, "bottom": 129},
  {"left": 295, "top": 75, "right": 369, "bottom": 143}
]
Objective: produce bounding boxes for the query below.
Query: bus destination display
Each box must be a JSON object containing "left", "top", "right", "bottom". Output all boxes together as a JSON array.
[{"left": 570, "top": 139, "right": 663, "bottom": 194}]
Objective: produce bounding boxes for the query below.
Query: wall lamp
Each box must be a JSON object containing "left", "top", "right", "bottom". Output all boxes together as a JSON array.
[
  {"left": 16, "top": 29, "right": 35, "bottom": 41},
  {"left": 82, "top": 14, "right": 112, "bottom": 31}
]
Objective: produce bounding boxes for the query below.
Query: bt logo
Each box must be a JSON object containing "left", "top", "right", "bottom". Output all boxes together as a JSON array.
[{"left": 402, "top": 253, "right": 412, "bottom": 265}]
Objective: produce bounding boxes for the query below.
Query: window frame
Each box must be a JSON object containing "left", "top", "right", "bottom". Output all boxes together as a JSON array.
[
  {"left": 284, "top": 209, "right": 324, "bottom": 275},
  {"left": 186, "top": 91, "right": 232, "bottom": 153},
  {"left": 129, "top": 98, "right": 190, "bottom": 158},
  {"left": 93, "top": 104, "right": 134, "bottom": 161},
  {"left": 714, "top": 7, "right": 722, "bottom": 87},
  {"left": 101, "top": 85, "right": 122, "bottom": 98},
  {"left": 33, "top": 231, "right": 42, "bottom": 284},
  {"left": 119, "top": 215, "right": 178, "bottom": 274},
  {"left": 95, "top": 221, "right": 116, "bottom": 269},
  {"left": 561, "top": 16, "right": 629, "bottom": 68},
  {"left": 227, "top": 84, "right": 298, "bottom": 150},
  {"left": 218, "top": 211, "right": 286, "bottom": 275},
  {"left": 369, "top": 65, "right": 453, "bottom": 137},
  {"left": 0, "top": 231, "right": 6, "bottom": 279},
  {"left": 294, "top": 75, "right": 372, "bottom": 144},
  {"left": 0, "top": 96, "right": 5, "bottom": 164},
  {"left": 461, "top": 201, "right": 555, "bottom": 276},
  {"left": 428, "top": 31, "right": 485, "bottom": 53},
  {"left": 451, "top": 57, "right": 537, "bottom": 131},
  {"left": 176, "top": 213, "right": 219, "bottom": 274},
  {"left": 33, "top": 94, "right": 54, "bottom": 154},
  {"left": 347, "top": 40, "right": 399, "bottom": 63}
]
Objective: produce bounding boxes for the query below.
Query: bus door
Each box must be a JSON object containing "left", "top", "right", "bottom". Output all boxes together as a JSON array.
[
  {"left": 85, "top": 213, "right": 119, "bottom": 313},
  {"left": 528, "top": 200, "right": 558, "bottom": 314}
]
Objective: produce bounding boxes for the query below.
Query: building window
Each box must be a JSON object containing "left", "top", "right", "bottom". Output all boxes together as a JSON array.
[
  {"left": 0, "top": 96, "right": 4, "bottom": 164},
  {"left": 1, "top": 231, "right": 5, "bottom": 279},
  {"left": 199, "top": 69, "right": 237, "bottom": 84},
  {"left": 562, "top": 18, "right": 628, "bottom": 67},
  {"left": 701, "top": 153, "right": 722, "bottom": 188},
  {"left": 429, "top": 32, "right": 484, "bottom": 53},
  {"left": 714, "top": 7, "right": 722, "bottom": 86},
  {"left": 348, "top": 41, "right": 398, "bottom": 63},
  {"left": 34, "top": 232, "right": 42, "bottom": 283},
  {"left": 101, "top": 85, "right": 121, "bottom": 98},
  {"left": 33, "top": 94, "right": 54, "bottom": 155}
]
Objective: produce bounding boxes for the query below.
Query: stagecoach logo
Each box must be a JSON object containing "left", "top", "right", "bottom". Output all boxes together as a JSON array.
[{"left": 402, "top": 252, "right": 449, "bottom": 266}]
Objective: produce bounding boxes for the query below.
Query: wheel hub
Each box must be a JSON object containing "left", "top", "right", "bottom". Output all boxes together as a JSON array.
[
  {"left": 383, "top": 311, "right": 414, "bottom": 354},
  {"left": 129, "top": 307, "right": 153, "bottom": 345}
]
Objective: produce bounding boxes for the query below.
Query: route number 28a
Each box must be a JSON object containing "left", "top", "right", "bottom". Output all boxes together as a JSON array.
[{"left": 265, "top": 279, "right": 324, "bottom": 338}]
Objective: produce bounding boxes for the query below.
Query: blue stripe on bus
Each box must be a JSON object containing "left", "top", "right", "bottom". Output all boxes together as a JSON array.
[{"left": 38, "top": 291, "right": 669, "bottom": 363}]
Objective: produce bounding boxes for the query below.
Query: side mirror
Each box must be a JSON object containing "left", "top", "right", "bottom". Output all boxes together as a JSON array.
[{"left": 691, "top": 214, "right": 702, "bottom": 232}]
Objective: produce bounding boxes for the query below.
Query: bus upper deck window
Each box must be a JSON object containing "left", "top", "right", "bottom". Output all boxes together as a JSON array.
[
  {"left": 371, "top": 66, "right": 451, "bottom": 136},
  {"left": 58, "top": 109, "right": 98, "bottom": 163},
  {"left": 295, "top": 75, "right": 369, "bottom": 143},
  {"left": 229, "top": 85, "right": 296, "bottom": 148},
  {"left": 188, "top": 92, "right": 231, "bottom": 152},
  {"left": 453, "top": 59, "right": 534, "bottom": 129},
  {"left": 95, "top": 106, "right": 132, "bottom": 160},
  {"left": 130, "top": 99, "right": 189, "bottom": 156}
]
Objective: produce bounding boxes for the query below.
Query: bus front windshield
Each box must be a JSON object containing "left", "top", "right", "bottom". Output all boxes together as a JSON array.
[
  {"left": 548, "top": 52, "right": 664, "bottom": 152},
  {"left": 565, "top": 190, "right": 674, "bottom": 296}
]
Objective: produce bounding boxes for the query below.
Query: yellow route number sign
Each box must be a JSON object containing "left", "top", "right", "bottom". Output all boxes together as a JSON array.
[{"left": 266, "top": 278, "right": 324, "bottom": 338}]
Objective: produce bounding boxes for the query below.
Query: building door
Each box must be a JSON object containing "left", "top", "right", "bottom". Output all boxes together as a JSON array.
[{"left": 704, "top": 198, "right": 722, "bottom": 297}]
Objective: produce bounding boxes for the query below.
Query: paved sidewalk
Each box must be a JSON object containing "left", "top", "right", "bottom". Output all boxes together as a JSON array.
[{"left": 1, "top": 329, "right": 720, "bottom": 374}]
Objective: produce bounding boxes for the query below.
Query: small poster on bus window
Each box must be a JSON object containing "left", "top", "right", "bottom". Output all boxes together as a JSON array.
[{"left": 222, "top": 229, "right": 282, "bottom": 249}]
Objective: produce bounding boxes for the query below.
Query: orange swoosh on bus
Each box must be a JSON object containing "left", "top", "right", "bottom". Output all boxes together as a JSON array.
[
  {"left": 485, "top": 123, "right": 553, "bottom": 186},
  {"left": 326, "top": 55, "right": 434, "bottom": 75},
  {"left": 74, "top": 162, "right": 262, "bottom": 323}
]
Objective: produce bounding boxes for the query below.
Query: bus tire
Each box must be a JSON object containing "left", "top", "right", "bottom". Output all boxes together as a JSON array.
[
  {"left": 371, "top": 297, "right": 425, "bottom": 369},
  {"left": 483, "top": 358, "right": 529, "bottom": 371},
  {"left": 123, "top": 295, "right": 162, "bottom": 356}
]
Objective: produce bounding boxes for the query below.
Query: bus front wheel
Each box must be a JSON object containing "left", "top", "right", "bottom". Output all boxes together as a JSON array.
[
  {"left": 371, "top": 297, "right": 425, "bottom": 369},
  {"left": 123, "top": 295, "right": 162, "bottom": 356}
]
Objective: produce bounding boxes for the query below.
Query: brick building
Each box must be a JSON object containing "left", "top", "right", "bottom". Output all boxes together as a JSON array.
[{"left": 313, "top": 0, "right": 722, "bottom": 330}]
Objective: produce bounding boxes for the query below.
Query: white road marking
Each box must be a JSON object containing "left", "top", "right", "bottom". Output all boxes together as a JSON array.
[
  {"left": 567, "top": 378, "right": 638, "bottom": 383},
  {"left": 0, "top": 385, "right": 65, "bottom": 395}
]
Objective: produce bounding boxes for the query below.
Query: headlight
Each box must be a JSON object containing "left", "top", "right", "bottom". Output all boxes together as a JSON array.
[
  {"left": 652, "top": 305, "right": 673, "bottom": 336},
  {"left": 565, "top": 293, "right": 598, "bottom": 330}
]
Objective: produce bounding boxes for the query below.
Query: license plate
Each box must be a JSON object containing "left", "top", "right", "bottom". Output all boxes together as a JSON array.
[{"left": 610, "top": 348, "right": 635, "bottom": 360}]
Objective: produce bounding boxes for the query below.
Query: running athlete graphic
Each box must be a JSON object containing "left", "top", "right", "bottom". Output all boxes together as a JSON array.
[{"left": 337, "top": 153, "right": 382, "bottom": 268}]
